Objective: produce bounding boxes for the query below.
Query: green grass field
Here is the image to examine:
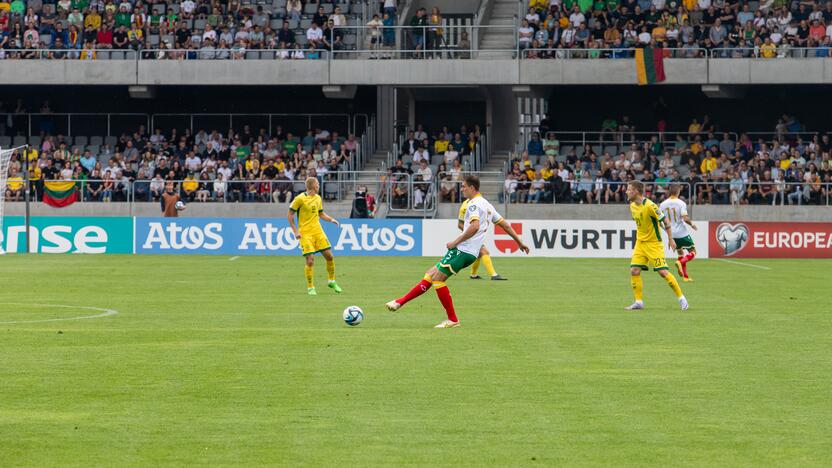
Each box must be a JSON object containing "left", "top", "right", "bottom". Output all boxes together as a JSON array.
[{"left": 1, "top": 255, "right": 830, "bottom": 466}]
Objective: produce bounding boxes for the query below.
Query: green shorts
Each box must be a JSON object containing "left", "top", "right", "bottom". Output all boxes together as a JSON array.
[
  {"left": 673, "top": 235, "right": 696, "bottom": 250},
  {"left": 436, "top": 248, "right": 478, "bottom": 276}
]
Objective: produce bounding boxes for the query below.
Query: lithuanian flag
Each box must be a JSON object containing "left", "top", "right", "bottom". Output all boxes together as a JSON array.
[
  {"left": 43, "top": 180, "right": 79, "bottom": 208},
  {"left": 635, "top": 47, "right": 666, "bottom": 85}
]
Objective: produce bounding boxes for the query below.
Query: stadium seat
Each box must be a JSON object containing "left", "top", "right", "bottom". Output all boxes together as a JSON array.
[
  {"left": 105, "top": 136, "right": 118, "bottom": 147},
  {"left": 41, "top": 34, "right": 53, "bottom": 46},
  {"left": 152, "top": 4, "right": 165, "bottom": 15},
  {"left": 148, "top": 35, "right": 161, "bottom": 46},
  {"left": 194, "top": 19, "right": 208, "bottom": 31},
  {"left": 89, "top": 136, "right": 104, "bottom": 146},
  {"left": 300, "top": 18, "right": 312, "bottom": 29},
  {"left": 321, "top": 4, "right": 334, "bottom": 14},
  {"left": 74, "top": 136, "right": 88, "bottom": 147},
  {"left": 13, "top": 136, "right": 27, "bottom": 147},
  {"left": 0, "top": 136, "right": 10, "bottom": 148},
  {"left": 270, "top": 19, "right": 282, "bottom": 29},
  {"left": 323, "top": 182, "right": 339, "bottom": 200},
  {"left": 97, "top": 50, "right": 111, "bottom": 60},
  {"left": 86, "top": 145, "right": 100, "bottom": 155},
  {"left": 29, "top": 136, "right": 42, "bottom": 148},
  {"left": 304, "top": 3, "right": 317, "bottom": 14}
]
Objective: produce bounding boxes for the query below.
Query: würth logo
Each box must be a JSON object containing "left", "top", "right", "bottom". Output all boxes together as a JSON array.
[{"left": 494, "top": 223, "right": 522, "bottom": 253}]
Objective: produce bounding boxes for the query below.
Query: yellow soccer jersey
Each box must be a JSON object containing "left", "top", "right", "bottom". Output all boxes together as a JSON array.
[
  {"left": 290, "top": 192, "right": 325, "bottom": 236},
  {"left": 458, "top": 199, "right": 469, "bottom": 222},
  {"left": 630, "top": 197, "right": 666, "bottom": 243}
]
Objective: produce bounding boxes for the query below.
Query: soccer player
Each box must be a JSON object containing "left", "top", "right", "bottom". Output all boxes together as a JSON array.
[
  {"left": 458, "top": 198, "right": 506, "bottom": 280},
  {"left": 288, "top": 177, "right": 342, "bottom": 296},
  {"left": 659, "top": 184, "right": 698, "bottom": 281},
  {"left": 385, "top": 175, "right": 529, "bottom": 328},
  {"left": 625, "top": 180, "right": 689, "bottom": 311}
]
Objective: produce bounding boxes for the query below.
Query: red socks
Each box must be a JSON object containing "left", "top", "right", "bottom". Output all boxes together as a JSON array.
[
  {"left": 434, "top": 284, "right": 458, "bottom": 323},
  {"left": 396, "top": 276, "right": 432, "bottom": 306},
  {"left": 678, "top": 251, "right": 696, "bottom": 278}
]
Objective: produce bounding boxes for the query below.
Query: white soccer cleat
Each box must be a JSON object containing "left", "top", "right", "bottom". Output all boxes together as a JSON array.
[
  {"left": 434, "top": 319, "right": 460, "bottom": 329},
  {"left": 385, "top": 300, "right": 401, "bottom": 312},
  {"left": 624, "top": 301, "right": 644, "bottom": 310},
  {"left": 679, "top": 296, "right": 689, "bottom": 311}
]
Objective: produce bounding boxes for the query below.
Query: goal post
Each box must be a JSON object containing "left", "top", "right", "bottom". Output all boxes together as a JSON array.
[{"left": 0, "top": 145, "right": 31, "bottom": 255}]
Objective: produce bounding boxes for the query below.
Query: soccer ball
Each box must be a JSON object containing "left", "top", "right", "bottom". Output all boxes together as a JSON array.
[
  {"left": 343, "top": 306, "right": 364, "bottom": 326},
  {"left": 175, "top": 201, "right": 186, "bottom": 211}
]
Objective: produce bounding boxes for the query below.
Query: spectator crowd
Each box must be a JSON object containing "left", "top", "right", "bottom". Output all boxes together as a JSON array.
[
  {"left": 520, "top": 0, "right": 832, "bottom": 58},
  {"left": 504, "top": 112, "right": 832, "bottom": 205},
  {"left": 4, "top": 120, "right": 361, "bottom": 203},
  {"left": 0, "top": 0, "right": 401, "bottom": 59}
]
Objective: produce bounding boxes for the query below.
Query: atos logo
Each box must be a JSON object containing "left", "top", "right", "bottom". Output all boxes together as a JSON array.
[
  {"left": 142, "top": 222, "right": 224, "bottom": 250},
  {"left": 494, "top": 222, "right": 522, "bottom": 253}
]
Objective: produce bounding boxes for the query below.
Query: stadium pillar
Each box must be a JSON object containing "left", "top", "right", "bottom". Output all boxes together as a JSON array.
[{"left": 376, "top": 86, "right": 395, "bottom": 150}]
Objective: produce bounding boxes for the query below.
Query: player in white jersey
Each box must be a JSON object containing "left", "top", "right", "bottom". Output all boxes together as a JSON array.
[
  {"left": 385, "top": 175, "right": 529, "bottom": 328},
  {"left": 659, "top": 184, "right": 698, "bottom": 281}
]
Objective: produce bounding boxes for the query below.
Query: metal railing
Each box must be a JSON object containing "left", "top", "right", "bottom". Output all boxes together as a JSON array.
[
  {"left": 516, "top": 130, "right": 742, "bottom": 155},
  {"left": 691, "top": 181, "right": 831, "bottom": 206},
  {"left": 519, "top": 47, "right": 706, "bottom": 59},
  {"left": 711, "top": 47, "right": 832, "bottom": 59},
  {"left": 0, "top": 113, "right": 149, "bottom": 140}
]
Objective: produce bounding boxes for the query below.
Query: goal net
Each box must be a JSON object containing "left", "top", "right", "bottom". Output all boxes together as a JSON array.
[{"left": 0, "top": 145, "right": 24, "bottom": 255}]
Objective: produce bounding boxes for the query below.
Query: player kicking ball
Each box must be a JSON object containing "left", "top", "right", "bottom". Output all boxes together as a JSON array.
[
  {"left": 385, "top": 176, "right": 529, "bottom": 328},
  {"left": 457, "top": 198, "right": 506, "bottom": 280},
  {"left": 659, "top": 184, "right": 697, "bottom": 282},
  {"left": 625, "top": 181, "right": 688, "bottom": 311},
  {"left": 288, "top": 177, "right": 343, "bottom": 296}
]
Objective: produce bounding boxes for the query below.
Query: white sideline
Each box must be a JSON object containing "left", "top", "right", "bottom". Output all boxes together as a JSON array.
[
  {"left": 229, "top": 256, "right": 240, "bottom": 261},
  {"left": 0, "top": 303, "right": 119, "bottom": 324},
  {"left": 715, "top": 259, "right": 772, "bottom": 270}
]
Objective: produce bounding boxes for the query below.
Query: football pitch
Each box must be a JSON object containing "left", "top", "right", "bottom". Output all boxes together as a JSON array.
[{"left": 1, "top": 255, "right": 830, "bottom": 466}]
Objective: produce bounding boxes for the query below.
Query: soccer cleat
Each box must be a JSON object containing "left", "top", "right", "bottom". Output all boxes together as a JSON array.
[
  {"left": 490, "top": 275, "right": 508, "bottom": 281},
  {"left": 682, "top": 276, "right": 694, "bottom": 282},
  {"left": 674, "top": 260, "right": 685, "bottom": 277},
  {"left": 624, "top": 301, "right": 644, "bottom": 310},
  {"left": 469, "top": 275, "right": 483, "bottom": 280},
  {"left": 434, "top": 319, "right": 460, "bottom": 329},
  {"left": 679, "top": 296, "right": 689, "bottom": 311},
  {"left": 328, "top": 281, "right": 343, "bottom": 293},
  {"left": 385, "top": 300, "right": 401, "bottom": 312},
  {"left": 307, "top": 288, "right": 317, "bottom": 296}
]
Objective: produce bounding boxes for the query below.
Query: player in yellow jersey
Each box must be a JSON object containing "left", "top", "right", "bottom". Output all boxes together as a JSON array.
[
  {"left": 625, "top": 180, "right": 689, "bottom": 311},
  {"left": 457, "top": 199, "right": 506, "bottom": 280},
  {"left": 288, "top": 177, "right": 342, "bottom": 296}
]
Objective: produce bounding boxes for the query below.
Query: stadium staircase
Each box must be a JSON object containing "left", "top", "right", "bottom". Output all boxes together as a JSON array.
[{"left": 477, "top": 0, "right": 518, "bottom": 58}]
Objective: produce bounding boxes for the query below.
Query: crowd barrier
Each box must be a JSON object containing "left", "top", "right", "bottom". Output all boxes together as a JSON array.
[{"left": 4, "top": 216, "right": 832, "bottom": 258}]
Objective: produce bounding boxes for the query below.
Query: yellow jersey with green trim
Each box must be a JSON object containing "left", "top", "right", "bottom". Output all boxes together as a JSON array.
[
  {"left": 457, "top": 199, "right": 469, "bottom": 222},
  {"left": 630, "top": 197, "right": 665, "bottom": 243},
  {"left": 290, "top": 192, "right": 325, "bottom": 236}
]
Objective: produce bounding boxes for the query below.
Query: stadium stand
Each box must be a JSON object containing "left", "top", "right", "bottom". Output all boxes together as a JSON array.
[
  {"left": 3, "top": 121, "right": 366, "bottom": 203},
  {"left": 519, "top": 0, "right": 832, "bottom": 58},
  {"left": 499, "top": 114, "right": 832, "bottom": 205}
]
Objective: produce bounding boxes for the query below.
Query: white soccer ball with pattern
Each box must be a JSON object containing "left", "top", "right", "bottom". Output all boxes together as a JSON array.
[
  {"left": 343, "top": 306, "right": 364, "bottom": 326},
  {"left": 175, "top": 201, "right": 186, "bottom": 211}
]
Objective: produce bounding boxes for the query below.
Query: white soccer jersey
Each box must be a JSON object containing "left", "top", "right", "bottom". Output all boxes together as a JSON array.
[
  {"left": 659, "top": 197, "right": 690, "bottom": 239},
  {"left": 457, "top": 194, "right": 503, "bottom": 257}
]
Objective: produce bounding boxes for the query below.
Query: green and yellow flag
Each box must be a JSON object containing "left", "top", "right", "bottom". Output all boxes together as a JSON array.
[{"left": 635, "top": 48, "right": 666, "bottom": 85}]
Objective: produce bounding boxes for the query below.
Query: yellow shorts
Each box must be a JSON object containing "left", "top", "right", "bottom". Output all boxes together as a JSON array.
[
  {"left": 300, "top": 231, "right": 332, "bottom": 256},
  {"left": 631, "top": 241, "right": 668, "bottom": 271}
]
